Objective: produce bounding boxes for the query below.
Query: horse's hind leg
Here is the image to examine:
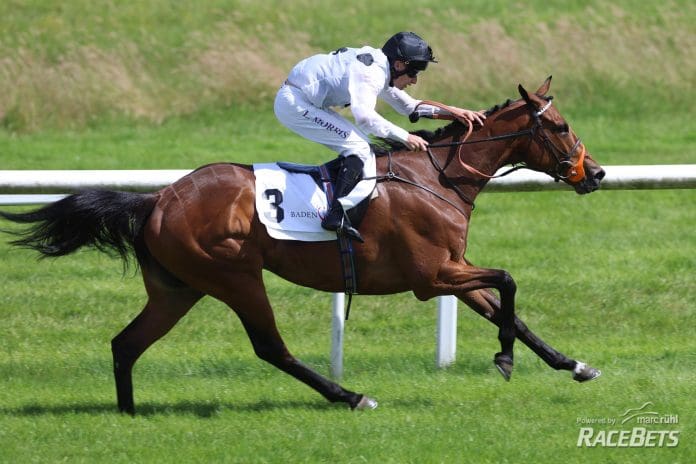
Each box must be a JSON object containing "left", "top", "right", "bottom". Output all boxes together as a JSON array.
[
  {"left": 217, "top": 273, "right": 375, "bottom": 410},
  {"left": 111, "top": 271, "right": 203, "bottom": 415},
  {"left": 460, "top": 288, "right": 601, "bottom": 382}
]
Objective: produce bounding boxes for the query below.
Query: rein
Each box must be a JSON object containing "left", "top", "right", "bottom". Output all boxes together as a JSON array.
[
  {"left": 416, "top": 100, "right": 531, "bottom": 180},
  {"left": 374, "top": 152, "right": 471, "bottom": 216},
  {"left": 429, "top": 129, "right": 534, "bottom": 179},
  {"left": 374, "top": 98, "right": 586, "bottom": 214}
]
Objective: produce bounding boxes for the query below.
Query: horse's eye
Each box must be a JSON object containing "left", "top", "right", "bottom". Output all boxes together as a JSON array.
[{"left": 553, "top": 123, "right": 569, "bottom": 134}]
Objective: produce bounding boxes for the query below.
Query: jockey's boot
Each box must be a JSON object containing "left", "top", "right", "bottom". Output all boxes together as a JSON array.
[{"left": 322, "top": 155, "right": 365, "bottom": 243}]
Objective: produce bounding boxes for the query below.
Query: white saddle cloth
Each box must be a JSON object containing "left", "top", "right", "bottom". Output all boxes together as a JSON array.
[{"left": 253, "top": 163, "right": 373, "bottom": 242}]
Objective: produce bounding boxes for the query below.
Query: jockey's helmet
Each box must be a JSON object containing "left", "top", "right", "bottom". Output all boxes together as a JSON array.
[{"left": 382, "top": 32, "right": 437, "bottom": 83}]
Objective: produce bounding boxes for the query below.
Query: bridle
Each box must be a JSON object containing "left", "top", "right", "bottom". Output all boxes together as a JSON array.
[
  {"left": 376, "top": 98, "right": 587, "bottom": 213},
  {"left": 530, "top": 100, "right": 586, "bottom": 183},
  {"left": 421, "top": 98, "right": 587, "bottom": 183}
]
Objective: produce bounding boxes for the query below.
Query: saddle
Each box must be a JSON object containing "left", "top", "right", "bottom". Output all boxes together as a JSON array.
[{"left": 276, "top": 158, "right": 371, "bottom": 228}]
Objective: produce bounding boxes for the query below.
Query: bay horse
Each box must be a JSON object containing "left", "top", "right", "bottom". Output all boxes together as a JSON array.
[{"left": 0, "top": 77, "right": 604, "bottom": 414}]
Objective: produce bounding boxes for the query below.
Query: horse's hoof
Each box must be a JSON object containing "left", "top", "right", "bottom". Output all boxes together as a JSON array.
[
  {"left": 572, "top": 362, "right": 601, "bottom": 382},
  {"left": 353, "top": 395, "right": 378, "bottom": 411},
  {"left": 493, "top": 354, "right": 513, "bottom": 381}
]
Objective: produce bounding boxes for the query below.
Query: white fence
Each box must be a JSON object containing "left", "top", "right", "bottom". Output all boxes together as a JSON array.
[
  {"left": 2, "top": 165, "right": 696, "bottom": 196},
  {"left": 1, "top": 165, "right": 695, "bottom": 379}
]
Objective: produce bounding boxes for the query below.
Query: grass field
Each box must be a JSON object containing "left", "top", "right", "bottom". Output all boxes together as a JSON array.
[{"left": 1, "top": 1, "right": 695, "bottom": 463}]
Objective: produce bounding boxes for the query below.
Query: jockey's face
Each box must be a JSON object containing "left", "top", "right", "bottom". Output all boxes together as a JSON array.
[{"left": 393, "top": 60, "right": 418, "bottom": 90}]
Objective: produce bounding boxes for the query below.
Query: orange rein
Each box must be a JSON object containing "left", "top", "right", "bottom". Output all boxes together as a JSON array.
[{"left": 415, "top": 100, "right": 501, "bottom": 179}]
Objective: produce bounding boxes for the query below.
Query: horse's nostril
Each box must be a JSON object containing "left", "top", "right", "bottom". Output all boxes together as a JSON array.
[{"left": 595, "top": 169, "right": 606, "bottom": 181}]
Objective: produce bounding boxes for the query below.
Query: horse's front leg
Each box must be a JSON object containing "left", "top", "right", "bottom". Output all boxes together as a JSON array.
[
  {"left": 431, "top": 261, "right": 517, "bottom": 380},
  {"left": 461, "top": 288, "right": 601, "bottom": 382}
]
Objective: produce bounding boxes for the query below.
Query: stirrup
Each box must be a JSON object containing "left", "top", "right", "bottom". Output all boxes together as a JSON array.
[
  {"left": 337, "top": 221, "right": 364, "bottom": 243},
  {"left": 322, "top": 204, "right": 364, "bottom": 243},
  {"left": 325, "top": 214, "right": 364, "bottom": 243}
]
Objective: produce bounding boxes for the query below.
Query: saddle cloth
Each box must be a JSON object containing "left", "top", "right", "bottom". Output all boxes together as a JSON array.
[{"left": 253, "top": 162, "right": 374, "bottom": 242}]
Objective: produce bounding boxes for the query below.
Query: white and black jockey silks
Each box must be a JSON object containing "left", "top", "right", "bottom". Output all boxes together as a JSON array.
[{"left": 253, "top": 163, "right": 376, "bottom": 242}]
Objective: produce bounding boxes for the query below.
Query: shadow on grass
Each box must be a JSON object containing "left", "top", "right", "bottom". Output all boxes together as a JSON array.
[{"left": 0, "top": 399, "right": 346, "bottom": 418}]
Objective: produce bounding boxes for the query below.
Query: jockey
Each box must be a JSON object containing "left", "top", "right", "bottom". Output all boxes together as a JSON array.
[{"left": 274, "top": 31, "right": 486, "bottom": 242}]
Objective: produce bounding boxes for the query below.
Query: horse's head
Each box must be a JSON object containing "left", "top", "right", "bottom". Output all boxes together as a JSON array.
[{"left": 516, "top": 77, "right": 605, "bottom": 194}]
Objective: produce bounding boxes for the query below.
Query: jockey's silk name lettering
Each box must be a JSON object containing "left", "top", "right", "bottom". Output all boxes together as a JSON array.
[{"left": 302, "top": 110, "right": 349, "bottom": 139}]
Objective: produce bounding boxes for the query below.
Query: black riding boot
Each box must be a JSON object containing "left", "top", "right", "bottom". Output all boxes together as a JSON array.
[{"left": 322, "top": 155, "right": 365, "bottom": 243}]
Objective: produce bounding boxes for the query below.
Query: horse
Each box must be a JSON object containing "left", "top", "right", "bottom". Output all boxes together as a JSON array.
[{"left": 0, "top": 77, "right": 605, "bottom": 414}]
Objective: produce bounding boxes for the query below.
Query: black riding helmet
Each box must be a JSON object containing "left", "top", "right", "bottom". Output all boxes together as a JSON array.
[{"left": 382, "top": 32, "right": 437, "bottom": 85}]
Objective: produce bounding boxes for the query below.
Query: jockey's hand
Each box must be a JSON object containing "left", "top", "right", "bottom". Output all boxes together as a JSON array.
[
  {"left": 449, "top": 107, "right": 486, "bottom": 126},
  {"left": 406, "top": 133, "right": 429, "bottom": 152}
]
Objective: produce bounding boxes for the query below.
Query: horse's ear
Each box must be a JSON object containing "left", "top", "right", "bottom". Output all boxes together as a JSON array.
[
  {"left": 518, "top": 84, "right": 532, "bottom": 104},
  {"left": 535, "top": 75, "right": 552, "bottom": 96}
]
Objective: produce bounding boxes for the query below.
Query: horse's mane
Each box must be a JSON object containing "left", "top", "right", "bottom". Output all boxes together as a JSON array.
[{"left": 373, "top": 98, "right": 517, "bottom": 154}]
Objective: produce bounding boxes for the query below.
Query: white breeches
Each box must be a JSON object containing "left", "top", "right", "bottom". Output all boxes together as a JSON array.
[{"left": 274, "top": 84, "right": 377, "bottom": 209}]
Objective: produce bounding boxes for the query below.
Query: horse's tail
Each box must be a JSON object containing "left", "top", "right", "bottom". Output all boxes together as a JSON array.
[{"left": 0, "top": 190, "right": 158, "bottom": 267}]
